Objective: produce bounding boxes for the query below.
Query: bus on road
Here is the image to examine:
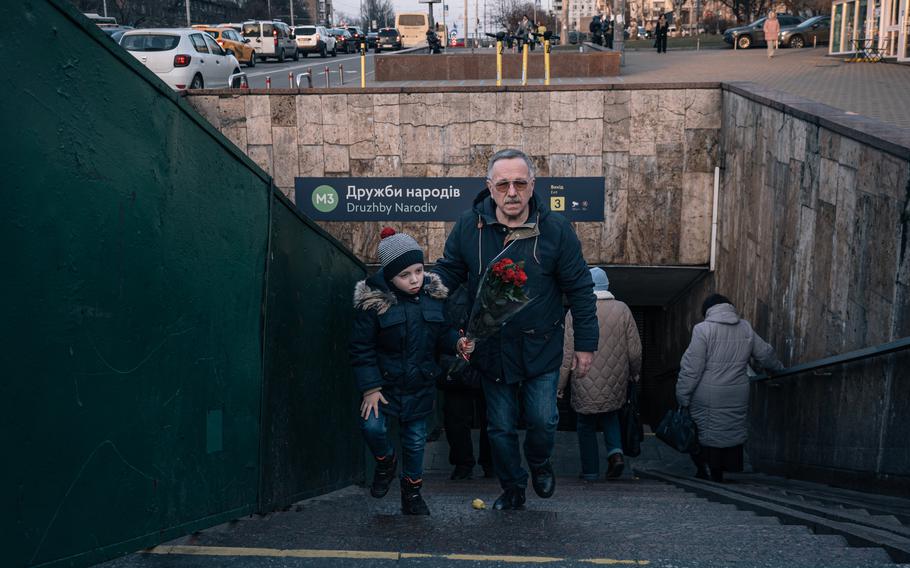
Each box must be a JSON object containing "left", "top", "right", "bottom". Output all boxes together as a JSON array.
[{"left": 394, "top": 13, "right": 429, "bottom": 47}]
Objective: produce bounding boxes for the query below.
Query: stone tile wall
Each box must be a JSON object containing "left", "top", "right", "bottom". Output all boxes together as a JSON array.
[
  {"left": 716, "top": 88, "right": 910, "bottom": 484},
  {"left": 187, "top": 86, "right": 721, "bottom": 267}
]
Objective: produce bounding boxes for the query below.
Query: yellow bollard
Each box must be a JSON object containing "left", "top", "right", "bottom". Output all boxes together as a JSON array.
[
  {"left": 544, "top": 39, "right": 551, "bottom": 85},
  {"left": 360, "top": 41, "right": 366, "bottom": 88},
  {"left": 521, "top": 42, "right": 528, "bottom": 86},
  {"left": 496, "top": 40, "right": 503, "bottom": 86}
]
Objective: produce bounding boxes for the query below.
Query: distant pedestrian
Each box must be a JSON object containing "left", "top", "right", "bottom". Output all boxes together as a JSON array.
[
  {"left": 517, "top": 15, "right": 532, "bottom": 50},
  {"left": 604, "top": 15, "right": 614, "bottom": 49},
  {"left": 350, "top": 227, "right": 474, "bottom": 515},
  {"left": 763, "top": 12, "right": 780, "bottom": 58},
  {"left": 559, "top": 268, "right": 641, "bottom": 480},
  {"left": 589, "top": 15, "right": 603, "bottom": 46},
  {"left": 655, "top": 14, "right": 669, "bottom": 53},
  {"left": 675, "top": 294, "right": 783, "bottom": 483}
]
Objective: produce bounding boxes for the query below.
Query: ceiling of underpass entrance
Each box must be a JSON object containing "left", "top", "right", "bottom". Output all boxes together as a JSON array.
[{"left": 592, "top": 265, "right": 710, "bottom": 307}]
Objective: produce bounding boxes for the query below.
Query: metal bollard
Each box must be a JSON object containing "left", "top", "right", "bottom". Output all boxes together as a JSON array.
[
  {"left": 339, "top": 64, "right": 344, "bottom": 85},
  {"left": 544, "top": 39, "right": 551, "bottom": 86},
  {"left": 813, "top": 36, "right": 817, "bottom": 48},
  {"left": 521, "top": 43, "right": 528, "bottom": 86},
  {"left": 265, "top": 75, "right": 271, "bottom": 89},
  {"left": 296, "top": 71, "right": 313, "bottom": 88},
  {"left": 325, "top": 66, "right": 330, "bottom": 88},
  {"left": 697, "top": 37, "right": 700, "bottom": 51},
  {"left": 496, "top": 40, "right": 503, "bottom": 87},
  {"left": 360, "top": 42, "right": 366, "bottom": 88},
  {"left": 288, "top": 71, "right": 293, "bottom": 88}
]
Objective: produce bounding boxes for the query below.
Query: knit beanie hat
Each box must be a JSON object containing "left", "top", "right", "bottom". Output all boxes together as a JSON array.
[
  {"left": 590, "top": 267, "right": 609, "bottom": 292},
  {"left": 378, "top": 227, "right": 424, "bottom": 278}
]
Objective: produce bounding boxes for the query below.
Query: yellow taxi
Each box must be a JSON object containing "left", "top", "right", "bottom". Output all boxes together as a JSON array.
[{"left": 192, "top": 26, "right": 257, "bottom": 67}]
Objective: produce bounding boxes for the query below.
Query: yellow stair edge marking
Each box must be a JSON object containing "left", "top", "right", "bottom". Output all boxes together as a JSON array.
[
  {"left": 148, "top": 545, "right": 400, "bottom": 559},
  {"left": 147, "top": 544, "right": 648, "bottom": 564},
  {"left": 444, "top": 553, "right": 563, "bottom": 562}
]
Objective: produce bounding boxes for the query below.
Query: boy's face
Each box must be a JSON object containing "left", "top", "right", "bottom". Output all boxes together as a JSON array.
[{"left": 390, "top": 263, "right": 425, "bottom": 294}]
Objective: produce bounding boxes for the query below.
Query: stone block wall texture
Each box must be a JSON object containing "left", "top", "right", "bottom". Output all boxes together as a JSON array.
[
  {"left": 187, "top": 87, "right": 721, "bottom": 267},
  {"left": 716, "top": 90, "right": 910, "bottom": 485}
]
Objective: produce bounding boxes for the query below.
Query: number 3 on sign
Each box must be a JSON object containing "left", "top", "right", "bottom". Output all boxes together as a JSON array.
[{"left": 550, "top": 196, "right": 565, "bottom": 211}]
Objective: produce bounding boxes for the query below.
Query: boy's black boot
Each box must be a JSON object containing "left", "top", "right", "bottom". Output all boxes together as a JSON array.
[
  {"left": 400, "top": 477, "right": 430, "bottom": 515},
  {"left": 370, "top": 453, "right": 397, "bottom": 498}
]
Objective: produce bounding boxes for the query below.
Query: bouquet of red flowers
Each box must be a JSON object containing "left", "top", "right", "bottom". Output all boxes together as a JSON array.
[{"left": 449, "top": 255, "right": 531, "bottom": 376}]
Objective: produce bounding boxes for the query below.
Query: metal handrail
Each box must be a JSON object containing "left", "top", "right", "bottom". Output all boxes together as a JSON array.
[{"left": 752, "top": 336, "right": 910, "bottom": 382}]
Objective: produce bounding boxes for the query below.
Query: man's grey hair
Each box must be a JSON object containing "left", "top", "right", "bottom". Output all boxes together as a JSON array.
[{"left": 486, "top": 149, "right": 536, "bottom": 180}]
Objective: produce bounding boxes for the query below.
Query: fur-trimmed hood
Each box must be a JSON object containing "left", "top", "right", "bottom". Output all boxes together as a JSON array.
[{"left": 353, "top": 272, "right": 449, "bottom": 314}]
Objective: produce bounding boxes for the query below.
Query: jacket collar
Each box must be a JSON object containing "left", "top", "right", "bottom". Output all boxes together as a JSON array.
[
  {"left": 594, "top": 290, "right": 614, "bottom": 300},
  {"left": 353, "top": 272, "right": 449, "bottom": 314}
]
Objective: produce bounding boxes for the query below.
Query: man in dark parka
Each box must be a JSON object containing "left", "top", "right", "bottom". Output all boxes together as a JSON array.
[{"left": 433, "top": 149, "right": 598, "bottom": 510}]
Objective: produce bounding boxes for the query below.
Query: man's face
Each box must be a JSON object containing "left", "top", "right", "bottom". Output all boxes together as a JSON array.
[{"left": 487, "top": 157, "right": 534, "bottom": 221}]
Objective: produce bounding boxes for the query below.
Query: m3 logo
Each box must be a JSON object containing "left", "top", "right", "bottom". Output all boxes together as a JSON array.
[{"left": 312, "top": 185, "right": 339, "bottom": 212}]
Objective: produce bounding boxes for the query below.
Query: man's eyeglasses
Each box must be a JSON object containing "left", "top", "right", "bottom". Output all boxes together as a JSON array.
[{"left": 490, "top": 179, "right": 532, "bottom": 193}]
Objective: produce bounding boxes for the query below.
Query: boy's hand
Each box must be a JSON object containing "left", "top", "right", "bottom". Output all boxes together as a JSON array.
[
  {"left": 360, "top": 391, "right": 388, "bottom": 420},
  {"left": 457, "top": 337, "right": 475, "bottom": 356},
  {"left": 556, "top": 389, "right": 564, "bottom": 399}
]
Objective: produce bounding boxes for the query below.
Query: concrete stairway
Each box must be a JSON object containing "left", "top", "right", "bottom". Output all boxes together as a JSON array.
[{"left": 98, "top": 431, "right": 905, "bottom": 567}]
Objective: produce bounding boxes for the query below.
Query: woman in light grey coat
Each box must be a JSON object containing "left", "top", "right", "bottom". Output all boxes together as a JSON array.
[{"left": 676, "top": 294, "right": 783, "bottom": 482}]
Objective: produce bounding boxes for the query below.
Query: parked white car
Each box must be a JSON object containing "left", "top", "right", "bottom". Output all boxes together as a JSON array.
[
  {"left": 242, "top": 20, "right": 298, "bottom": 61},
  {"left": 121, "top": 29, "right": 242, "bottom": 90},
  {"left": 294, "top": 25, "right": 337, "bottom": 57}
]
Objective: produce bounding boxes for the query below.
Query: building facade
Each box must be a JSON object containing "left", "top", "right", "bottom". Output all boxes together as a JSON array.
[{"left": 829, "top": 0, "right": 909, "bottom": 60}]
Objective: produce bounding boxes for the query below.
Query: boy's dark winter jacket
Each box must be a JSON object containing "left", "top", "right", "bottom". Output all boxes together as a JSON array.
[
  {"left": 350, "top": 271, "right": 460, "bottom": 420},
  {"left": 433, "top": 189, "right": 598, "bottom": 384}
]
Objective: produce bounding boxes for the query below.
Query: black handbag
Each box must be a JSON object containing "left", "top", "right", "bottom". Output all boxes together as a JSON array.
[
  {"left": 656, "top": 406, "right": 700, "bottom": 454},
  {"left": 618, "top": 381, "right": 643, "bottom": 457}
]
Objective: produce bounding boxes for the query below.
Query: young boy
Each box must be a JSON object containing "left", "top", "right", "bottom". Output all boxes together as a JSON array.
[{"left": 349, "top": 227, "right": 473, "bottom": 515}]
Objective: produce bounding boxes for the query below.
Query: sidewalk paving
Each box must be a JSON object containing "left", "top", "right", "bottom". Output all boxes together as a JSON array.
[{"left": 381, "top": 48, "right": 910, "bottom": 131}]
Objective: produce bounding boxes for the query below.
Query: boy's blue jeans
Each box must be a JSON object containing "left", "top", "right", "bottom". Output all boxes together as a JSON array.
[
  {"left": 360, "top": 411, "right": 427, "bottom": 480},
  {"left": 576, "top": 410, "right": 622, "bottom": 479},
  {"left": 482, "top": 370, "right": 560, "bottom": 490}
]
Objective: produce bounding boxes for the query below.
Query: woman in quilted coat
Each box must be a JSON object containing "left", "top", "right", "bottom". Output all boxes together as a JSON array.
[
  {"left": 676, "top": 294, "right": 783, "bottom": 482},
  {"left": 559, "top": 267, "right": 642, "bottom": 480}
]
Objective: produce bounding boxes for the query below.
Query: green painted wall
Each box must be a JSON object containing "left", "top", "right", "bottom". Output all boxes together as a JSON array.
[
  {"left": 258, "top": 196, "right": 366, "bottom": 511},
  {"left": 0, "top": 1, "right": 365, "bottom": 566}
]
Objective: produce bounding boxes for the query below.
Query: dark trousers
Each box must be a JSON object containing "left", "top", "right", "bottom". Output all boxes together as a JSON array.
[
  {"left": 691, "top": 444, "right": 743, "bottom": 482},
  {"left": 656, "top": 36, "right": 667, "bottom": 53},
  {"left": 605, "top": 33, "right": 614, "bottom": 49},
  {"left": 444, "top": 389, "right": 492, "bottom": 469}
]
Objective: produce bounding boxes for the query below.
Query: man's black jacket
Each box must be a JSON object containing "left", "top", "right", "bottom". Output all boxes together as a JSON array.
[{"left": 433, "top": 189, "right": 598, "bottom": 384}]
